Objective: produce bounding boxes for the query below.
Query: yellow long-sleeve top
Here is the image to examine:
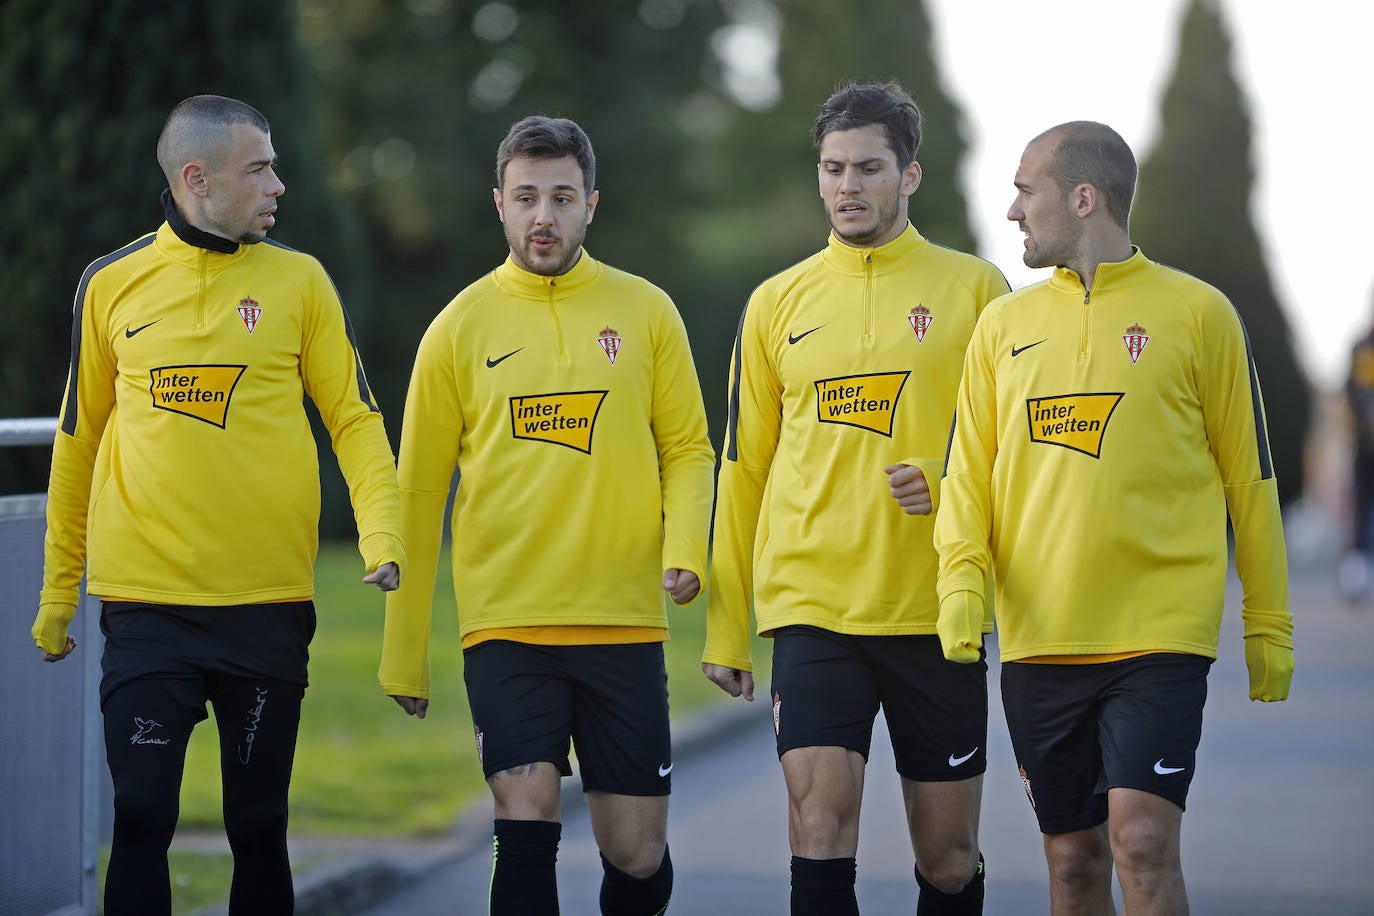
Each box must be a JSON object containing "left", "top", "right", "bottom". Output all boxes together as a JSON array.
[
  {"left": 703, "top": 225, "right": 1010, "bottom": 672},
  {"left": 935, "top": 249, "right": 1290, "bottom": 661},
  {"left": 378, "top": 251, "right": 715, "bottom": 699},
  {"left": 34, "top": 206, "right": 403, "bottom": 651}
]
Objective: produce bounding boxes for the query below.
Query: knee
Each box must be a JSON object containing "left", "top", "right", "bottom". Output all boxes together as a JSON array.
[
  {"left": 1110, "top": 814, "right": 1177, "bottom": 875},
  {"left": 791, "top": 798, "right": 855, "bottom": 857},
  {"left": 604, "top": 838, "right": 667, "bottom": 879},
  {"left": 1045, "top": 832, "right": 1113, "bottom": 888},
  {"left": 223, "top": 794, "right": 288, "bottom": 847},
  {"left": 112, "top": 781, "right": 179, "bottom": 846},
  {"left": 917, "top": 845, "right": 981, "bottom": 895}
]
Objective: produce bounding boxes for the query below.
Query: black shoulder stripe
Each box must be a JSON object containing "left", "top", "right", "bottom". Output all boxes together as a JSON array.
[
  {"left": 942, "top": 410, "right": 957, "bottom": 479},
  {"left": 1230, "top": 303, "right": 1274, "bottom": 480},
  {"left": 62, "top": 235, "right": 156, "bottom": 436},
  {"left": 724, "top": 303, "right": 750, "bottom": 463}
]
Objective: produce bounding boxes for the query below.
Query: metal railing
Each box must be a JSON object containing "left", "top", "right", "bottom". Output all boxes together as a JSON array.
[{"left": 1, "top": 417, "right": 100, "bottom": 916}]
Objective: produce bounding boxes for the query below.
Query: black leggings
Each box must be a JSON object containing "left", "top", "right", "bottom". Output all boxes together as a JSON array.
[{"left": 101, "top": 674, "right": 304, "bottom": 916}]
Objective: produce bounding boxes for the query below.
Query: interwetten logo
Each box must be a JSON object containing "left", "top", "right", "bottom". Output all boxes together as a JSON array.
[
  {"left": 150, "top": 365, "right": 247, "bottom": 428},
  {"left": 509, "top": 390, "right": 608, "bottom": 453},
  {"left": 813, "top": 371, "right": 909, "bottom": 436},
  {"left": 1026, "top": 392, "right": 1124, "bottom": 458}
]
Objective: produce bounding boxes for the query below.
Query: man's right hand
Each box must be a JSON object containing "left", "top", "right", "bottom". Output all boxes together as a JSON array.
[
  {"left": 40, "top": 635, "right": 77, "bottom": 663},
  {"left": 702, "top": 662, "right": 754, "bottom": 701},
  {"left": 390, "top": 695, "right": 429, "bottom": 718}
]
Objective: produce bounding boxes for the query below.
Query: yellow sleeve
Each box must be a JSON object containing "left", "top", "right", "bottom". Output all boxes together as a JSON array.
[
  {"left": 379, "top": 318, "right": 463, "bottom": 699},
  {"left": 934, "top": 313, "right": 997, "bottom": 624},
  {"left": 39, "top": 277, "right": 116, "bottom": 612},
  {"left": 650, "top": 298, "right": 716, "bottom": 583},
  {"left": 299, "top": 262, "right": 404, "bottom": 576},
  {"left": 703, "top": 295, "right": 781, "bottom": 672},
  {"left": 1201, "top": 299, "right": 1290, "bottom": 642}
]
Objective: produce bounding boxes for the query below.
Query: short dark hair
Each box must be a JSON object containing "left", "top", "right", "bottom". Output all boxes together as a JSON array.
[
  {"left": 156, "top": 95, "right": 270, "bottom": 179},
  {"left": 1043, "top": 121, "right": 1137, "bottom": 231},
  {"left": 495, "top": 116, "right": 596, "bottom": 196},
  {"left": 812, "top": 80, "right": 923, "bottom": 168}
]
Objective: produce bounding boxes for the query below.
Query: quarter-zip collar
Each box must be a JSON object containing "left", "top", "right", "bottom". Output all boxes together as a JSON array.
[
  {"left": 821, "top": 222, "right": 927, "bottom": 276},
  {"left": 493, "top": 248, "right": 601, "bottom": 300},
  {"left": 1049, "top": 246, "right": 1149, "bottom": 299},
  {"left": 162, "top": 188, "right": 239, "bottom": 254}
]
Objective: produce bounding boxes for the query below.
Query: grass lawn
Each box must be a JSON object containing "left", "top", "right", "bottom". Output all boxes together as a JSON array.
[{"left": 175, "top": 540, "right": 771, "bottom": 838}]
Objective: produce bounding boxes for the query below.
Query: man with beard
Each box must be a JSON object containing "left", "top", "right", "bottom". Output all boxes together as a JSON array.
[
  {"left": 380, "top": 115, "right": 714, "bottom": 916},
  {"left": 32, "top": 94, "right": 404, "bottom": 916},
  {"left": 935, "top": 121, "right": 1293, "bottom": 914},
  {"left": 703, "top": 81, "right": 1008, "bottom": 915}
]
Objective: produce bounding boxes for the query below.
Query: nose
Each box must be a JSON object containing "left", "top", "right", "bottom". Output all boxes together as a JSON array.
[
  {"left": 838, "top": 166, "right": 862, "bottom": 193},
  {"left": 268, "top": 168, "right": 285, "bottom": 198},
  {"left": 1007, "top": 197, "right": 1022, "bottom": 221}
]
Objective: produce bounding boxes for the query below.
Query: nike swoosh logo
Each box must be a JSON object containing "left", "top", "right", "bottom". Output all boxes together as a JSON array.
[
  {"left": 125, "top": 320, "right": 161, "bottom": 338},
  {"left": 485, "top": 348, "right": 523, "bottom": 368},
  {"left": 788, "top": 326, "right": 823, "bottom": 345},
  {"left": 658, "top": 763, "right": 673, "bottom": 778},
  {"left": 1153, "top": 758, "right": 1185, "bottom": 775},
  {"left": 948, "top": 748, "right": 978, "bottom": 767},
  {"left": 1010, "top": 339, "right": 1046, "bottom": 357}
]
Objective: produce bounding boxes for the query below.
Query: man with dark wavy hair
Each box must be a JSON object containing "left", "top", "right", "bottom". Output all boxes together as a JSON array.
[{"left": 705, "top": 81, "right": 1008, "bottom": 915}]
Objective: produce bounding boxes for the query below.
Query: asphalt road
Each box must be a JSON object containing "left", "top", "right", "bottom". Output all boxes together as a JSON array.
[{"left": 360, "top": 569, "right": 1374, "bottom": 915}]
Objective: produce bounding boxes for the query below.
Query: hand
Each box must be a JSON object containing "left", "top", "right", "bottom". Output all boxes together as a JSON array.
[
  {"left": 663, "top": 568, "right": 701, "bottom": 605},
  {"left": 884, "top": 464, "right": 932, "bottom": 516},
  {"left": 702, "top": 662, "right": 754, "bottom": 700},
  {"left": 936, "top": 591, "right": 984, "bottom": 663},
  {"left": 364, "top": 562, "right": 400, "bottom": 592},
  {"left": 41, "top": 635, "right": 77, "bottom": 663},
  {"left": 390, "top": 695, "right": 429, "bottom": 718},
  {"left": 1245, "top": 636, "right": 1294, "bottom": 702}
]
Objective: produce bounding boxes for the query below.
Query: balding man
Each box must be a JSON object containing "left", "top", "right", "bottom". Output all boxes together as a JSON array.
[
  {"left": 32, "top": 94, "right": 404, "bottom": 916},
  {"left": 935, "top": 121, "right": 1293, "bottom": 914}
]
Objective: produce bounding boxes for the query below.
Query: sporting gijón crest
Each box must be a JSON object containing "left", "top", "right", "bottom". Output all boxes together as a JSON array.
[
  {"left": 1122, "top": 323, "right": 1149, "bottom": 364},
  {"left": 597, "top": 326, "right": 621, "bottom": 365},
  {"left": 908, "top": 304, "right": 933, "bottom": 342},
  {"left": 237, "top": 297, "right": 262, "bottom": 335}
]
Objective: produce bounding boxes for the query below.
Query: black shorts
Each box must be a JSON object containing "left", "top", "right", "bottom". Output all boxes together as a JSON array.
[
  {"left": 462, "top": 640, "right": 672, "bottom": 796},
  {"left": 769, "top": 626, "right": 988, "bottom": 781},
  {"left": 99, "top": 600, "right": 316, "bottom": 713},
  {"left": 1001, "top": 653, "right": 1211, "bottom": 835}
]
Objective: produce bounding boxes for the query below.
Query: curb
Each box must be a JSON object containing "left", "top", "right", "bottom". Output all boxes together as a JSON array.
[{"left": 190, "top": 697, "right": 766, "bottom": 916}]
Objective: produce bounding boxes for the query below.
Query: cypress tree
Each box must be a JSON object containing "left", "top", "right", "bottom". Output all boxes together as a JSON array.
[{"left": 1132, "top": 0, "right": 1309, "bottom": 504}]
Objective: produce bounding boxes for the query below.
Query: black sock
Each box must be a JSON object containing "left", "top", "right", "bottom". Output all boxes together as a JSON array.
[
  {"left": 915, "top": 853, "right": 985, "bottom": 915},
  {"left": 790, "top": 855, "right": 858, "bottom": 916},
  {"left": 599, "top": 846, "right": 673, "bottom": 916},
  {"left": 491, "top": 818, "right": 561, "bottom": 915}
]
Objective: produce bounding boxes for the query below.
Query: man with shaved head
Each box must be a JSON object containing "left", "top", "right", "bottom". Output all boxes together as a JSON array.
[
  {"left": 936, "top": 121, "right": 1293, "bottom": 914},
  {"left": 32, "top": 94, "right": 404, "bottom": 915}
]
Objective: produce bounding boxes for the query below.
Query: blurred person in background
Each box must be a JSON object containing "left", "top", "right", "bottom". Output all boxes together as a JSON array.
[{"left": 1341, "top": 300, "right": 1374, "bottom": 602}]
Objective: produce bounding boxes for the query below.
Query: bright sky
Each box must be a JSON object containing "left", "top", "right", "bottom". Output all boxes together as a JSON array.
[{"left": 927, "top": 0, "right": 1374, "bottom": 390}]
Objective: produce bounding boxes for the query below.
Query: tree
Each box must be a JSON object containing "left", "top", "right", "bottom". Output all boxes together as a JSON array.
[
  {"left": 1132, "top": 0, "right": 1310, "bottom": 504},
  {"left": 0, "top": 0, "right": 359, "bottom": 501}
]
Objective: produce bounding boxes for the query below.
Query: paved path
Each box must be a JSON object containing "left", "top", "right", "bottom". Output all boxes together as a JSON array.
[{"left": 348, "top": 568, "right": 1374, "bottom": 915}]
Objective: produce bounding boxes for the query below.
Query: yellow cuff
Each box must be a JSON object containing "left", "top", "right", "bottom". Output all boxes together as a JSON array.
[
  {"left": 1244, "top": 635, "right": 1294, "bottom": 702},
  {"left": 360, "top": 532, "right": 406, "bottom": 577},
  {"left": 32, "top": 603, "right": 78, "bottom": 654},
  {"left": 1241, "top": 608, "right": 1293, "bottom": 647}
]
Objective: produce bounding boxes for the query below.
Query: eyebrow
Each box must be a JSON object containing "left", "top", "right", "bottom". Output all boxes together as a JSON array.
[
  {"left": 509, "top": 183, "right": 581, "bottom": 193},
  {"left": 819, "top": 157, "right": 887, "bottom": 168},
  {"left": 247, "top": 157, "right": 277, "bottom": 170}
]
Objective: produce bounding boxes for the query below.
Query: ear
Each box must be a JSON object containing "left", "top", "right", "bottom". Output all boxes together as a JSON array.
[
  {"left": 182, "top": 162, "right": 210, "bottom": 198},
  {"left": 493, "top": 187, "right": 504, "bottom": 222},
  {"left": 585, "top": 188, "right": 599, "bottom": 225},
  {"left": 1071, "top": 182, "right": 1098, "bottom": 219},
  {"left": 901, "top": 160, "right": 923, "bottom": 199}
]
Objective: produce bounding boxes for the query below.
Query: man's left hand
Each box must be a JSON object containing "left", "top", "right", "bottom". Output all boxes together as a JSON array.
[
  {"left": 885, "top": 464, "right": 932, "bottom": 515},
  {"left": 663, "top": 569, "right": 700, "bottom": 605},
  {"left": 364, "top": 562, "right": 400, "bottom": 592}
]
